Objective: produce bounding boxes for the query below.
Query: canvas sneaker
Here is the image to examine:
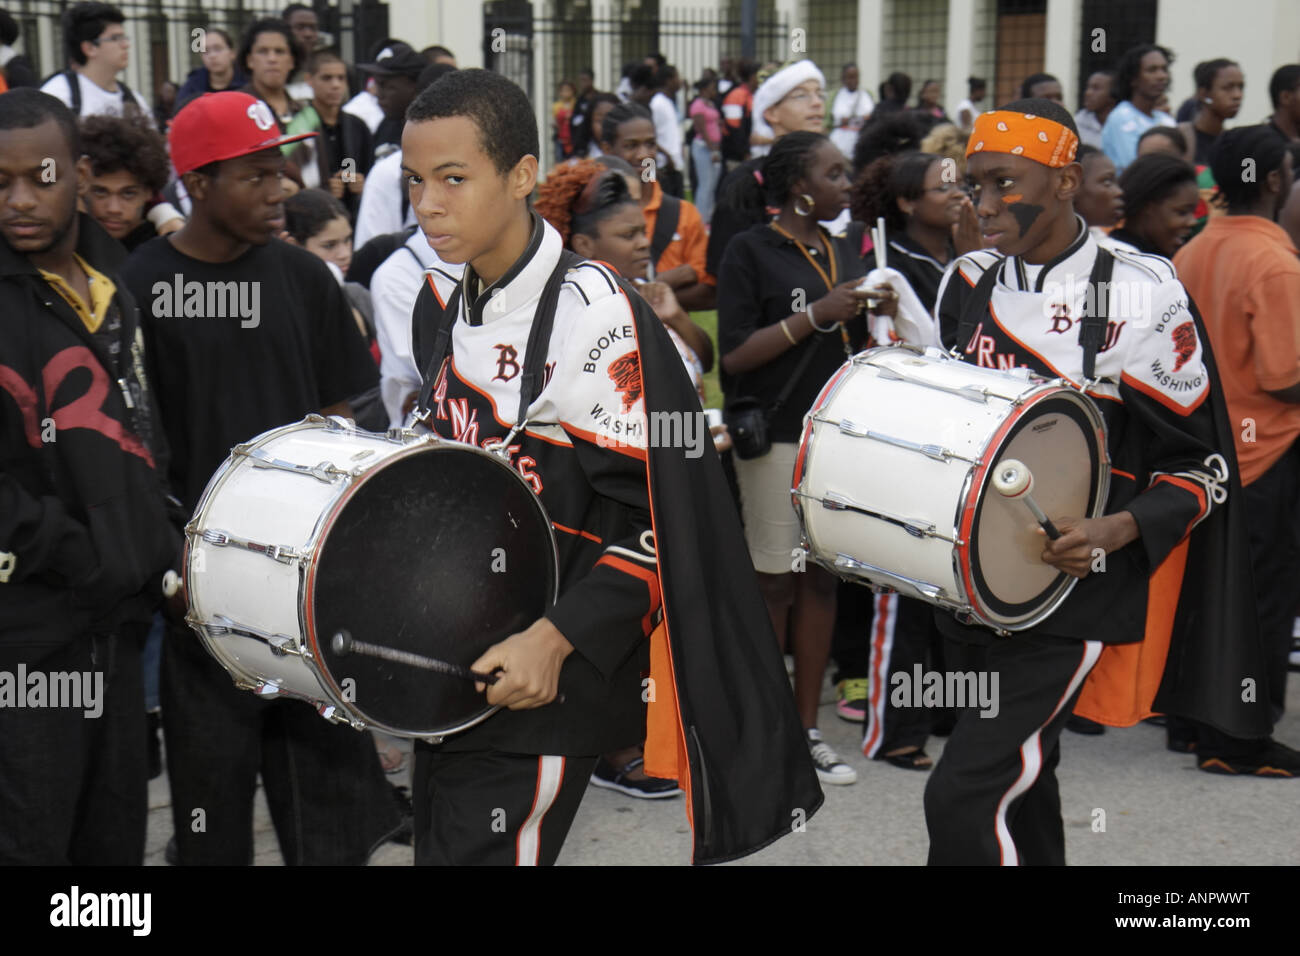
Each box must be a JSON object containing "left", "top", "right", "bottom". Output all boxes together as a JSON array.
[
  {"left": 807, "top": 728, "right": 857, "bottom": 785},
  {"left": 836, "top": 678, "right": 868, "bottom": 723}
]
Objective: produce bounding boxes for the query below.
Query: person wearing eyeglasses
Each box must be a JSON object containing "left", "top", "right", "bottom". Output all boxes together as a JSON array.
[{"left": 40, "top": 2, "right": 151, "bottom": 122}]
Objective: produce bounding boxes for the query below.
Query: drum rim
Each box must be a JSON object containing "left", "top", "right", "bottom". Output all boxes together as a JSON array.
[
  {"left": 957, "top": 385, "right": 1111, "bottom": 630},
  {"left": 300, "top": 435, "right": 561, "bottom": 740},
  {"left": 183, "top": 418, "right": 356, "bottom": 687}
]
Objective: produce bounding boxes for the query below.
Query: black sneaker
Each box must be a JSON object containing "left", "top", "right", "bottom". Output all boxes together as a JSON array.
[
  {"left": 589, "top": 756, "right": 683, "bottom": 799},
  {"left": 1066, "top": 714, "right": 1105, "bottom": 735},
  {"left": 1199, "top": 739, "right": 1300, "bottom": 777}
]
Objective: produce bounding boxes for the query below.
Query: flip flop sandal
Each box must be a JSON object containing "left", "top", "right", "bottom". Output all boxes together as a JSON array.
[{"left": 879, "top": 748, "right": 933, "bottom": 770}]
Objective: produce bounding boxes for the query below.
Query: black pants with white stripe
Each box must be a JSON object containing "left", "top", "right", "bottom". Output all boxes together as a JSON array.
[
  {"left": 413, "top": 748, "right": 598, "bottom": 865},
  {"left": 860, "top": 592, "right": 935, "bottom": 757},
  {"left": 924, "top": 632, "right": 1101, "bottom": 865}
]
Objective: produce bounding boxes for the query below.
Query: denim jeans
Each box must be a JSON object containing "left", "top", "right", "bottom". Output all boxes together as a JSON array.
[
  {"left": 690, "top": 137, "right": 720, "bottom": 224},
  {"left": 0, "top": 623, "right": 148, "bottom": 864},
  {"left": 142, "top": 611, "right": 164, "bottom": 711},
  {"left": 161, "top": 618, "right": 401, "bottom": 864}
]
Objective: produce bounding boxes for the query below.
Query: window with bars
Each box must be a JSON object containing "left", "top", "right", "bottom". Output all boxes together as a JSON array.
[
  {"left": 993, "top": 0, "right": 1046, "bottom": 106},
  {"left": 881, "top": 0, "right": 950, "bottom": 111},
  {"left": 803, "top": 0, "right": 858, "bottom": 89}
]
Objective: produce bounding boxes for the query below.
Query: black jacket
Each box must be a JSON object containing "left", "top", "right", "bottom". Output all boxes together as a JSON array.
[{"left": 0, "top": 214, "right": 178, "bottom": 664}]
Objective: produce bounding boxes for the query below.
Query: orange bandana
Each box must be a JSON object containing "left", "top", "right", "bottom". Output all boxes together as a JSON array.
[{"left": 966, "top": 110, "right": 1080, "bottom": 167}]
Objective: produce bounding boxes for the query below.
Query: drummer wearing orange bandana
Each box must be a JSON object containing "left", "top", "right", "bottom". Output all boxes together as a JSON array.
[{"left": 926, "top": 98, "right": 1277, "bottom": 865}]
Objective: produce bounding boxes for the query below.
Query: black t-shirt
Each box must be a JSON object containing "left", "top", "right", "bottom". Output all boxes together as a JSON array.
[
  {"left": 122, "top": 237, "right": 379, "bottom": 510},
  {"left": 717, "top": 223, "right": 867, "bottom": 442}
]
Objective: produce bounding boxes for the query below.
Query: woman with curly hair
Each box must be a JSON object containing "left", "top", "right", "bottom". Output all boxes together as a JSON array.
[
  {"left": 537, "top": 158, "right": 714, "bottom": 397},
  {"left": 535, "top": 158, "right": 717, "bottom": 800},
  {"left": 78, "top": 113, "right": 172, "bottom": 251}
]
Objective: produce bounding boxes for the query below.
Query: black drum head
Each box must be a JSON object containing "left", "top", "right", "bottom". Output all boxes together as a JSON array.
[{"left": 312, "top": 445, "right": 556, "bottom": 735}]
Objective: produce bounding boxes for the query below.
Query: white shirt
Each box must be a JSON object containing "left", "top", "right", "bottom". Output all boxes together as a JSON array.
[
  {"left": 343, "top": 88, "right": 384, "bottom": 135},
  {"left": 354, "top": 149, "right": 417, "bottom": 248},
  {"left": 40, "top": 71, "right": 153, "bottom": 122},
  {"left": 372, "top": 231, "right": 464, "bottom": 427},
  {"left": 650, "top": 91, "right": 684, "bottom": 169},
  {"left": 954, "top": 97, "right": 980, "bottom": 132},
  {"left": 829, "top": 87, "right": 874, "bottom": 158}
]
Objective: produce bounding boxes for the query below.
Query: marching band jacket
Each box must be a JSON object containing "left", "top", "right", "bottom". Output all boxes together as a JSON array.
[
  {"left": 934, "top": 220, "right": 1270, "bottom": 738},
  {"left": 411, "top": 213, "right": 823, "bottom": 863}
]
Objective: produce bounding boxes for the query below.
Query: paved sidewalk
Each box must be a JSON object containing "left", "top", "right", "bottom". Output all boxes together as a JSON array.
[{"left": 143, "top": 676, "right": 1300, "bottom": 866}]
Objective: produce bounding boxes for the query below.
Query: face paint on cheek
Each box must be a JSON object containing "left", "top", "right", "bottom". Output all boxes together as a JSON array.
[{"left": 1006, "top": 200, "right": 1044, "bottom": 237}]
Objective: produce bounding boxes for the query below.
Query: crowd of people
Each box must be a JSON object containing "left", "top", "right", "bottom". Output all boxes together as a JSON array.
[{"left": 2, "top": 0, "right": 1299, "bottom": 868}]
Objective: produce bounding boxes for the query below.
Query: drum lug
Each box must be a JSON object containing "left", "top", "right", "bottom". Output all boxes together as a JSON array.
[
  {"left": 833, "top": 553, "right": 944, "bottom": 600},
  {"left": 197, "top": 528, "right": 303, "bottom": 565},
  {"left": 195, "top": 614, "right": 304, "bottom": 659},
  {"left": 234, "top": 444, "right": 350, "bottom": 484}
]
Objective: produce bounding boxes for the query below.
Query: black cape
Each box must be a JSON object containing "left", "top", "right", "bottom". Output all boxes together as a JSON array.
[{"left": 1147, "top": 294, "right": 1272, "bottom": 738}]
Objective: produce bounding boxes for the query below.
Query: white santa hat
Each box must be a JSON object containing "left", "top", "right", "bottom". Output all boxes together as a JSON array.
[{"left": 751, "top": 60, "right": 827, "bottom": 142}]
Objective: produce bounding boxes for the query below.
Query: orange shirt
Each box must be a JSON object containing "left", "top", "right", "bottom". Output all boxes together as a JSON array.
[
  {"left": 1174, "top": 215, "right": 1300, "bottom": 485},
  {"left": 643, "top": 180, "right": 713, "bottom": 286}
]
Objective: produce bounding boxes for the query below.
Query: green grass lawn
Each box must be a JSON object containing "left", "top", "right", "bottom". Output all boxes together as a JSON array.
[{"left": 694, "top": 308, "right": 723, "bottom": 410}]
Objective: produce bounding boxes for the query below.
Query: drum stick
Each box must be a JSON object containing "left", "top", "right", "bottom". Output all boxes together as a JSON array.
[
  {"left": 331, "top": 630, "right": 500, "bottom": 685},
  {"left": 991, "top": 459, "right": 1062, "bottom": 540}
]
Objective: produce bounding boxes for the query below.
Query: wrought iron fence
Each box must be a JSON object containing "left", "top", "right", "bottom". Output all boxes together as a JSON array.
[{"left": 5, "top": 0, "right": 387, "bottom": 107}]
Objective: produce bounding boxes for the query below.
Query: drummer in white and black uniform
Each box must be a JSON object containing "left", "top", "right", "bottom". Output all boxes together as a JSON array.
[
  {"left": 402, "top": 70, "right": 821, "bottom": 865},
  {"left": 925, "top": 98, "right": 1227, "bottom": 865}
]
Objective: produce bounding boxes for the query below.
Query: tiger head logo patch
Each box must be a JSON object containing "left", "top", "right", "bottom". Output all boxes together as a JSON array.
[
  {"left": 608, "top": 352, "right": 643, "bottom": 413},
  {"left": 1171, "top": 322, "right": 1197, "bottom": 372}
]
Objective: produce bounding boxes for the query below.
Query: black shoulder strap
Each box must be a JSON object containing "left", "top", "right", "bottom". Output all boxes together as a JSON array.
[
  {"left": 413, "top": 250, "right": 583, "bottom": 434},
  {"left": 955, "top": 257, "right": 1002, "bottom": 354},
  {"left": 515, "top": 249, "right": 584, "bottom": 427},
  {"left": 954, "top": 248, "right": 1116, "bottom": 379},
  {"left": 1078, "top": 246, "right": 1114, "bottom": 381},
  {"left": 768, "top": 333, "right": 827, "bottom": 417},
  {"left": 64, "top": 70, "right": 81, "bottom": 115},
  {"left": 650, "top": 194, "right": 681, "bottom": 267}
]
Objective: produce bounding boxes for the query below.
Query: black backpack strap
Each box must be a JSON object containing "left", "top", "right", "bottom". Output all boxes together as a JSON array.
[
  {"left": 413, "top": 279, "right": 463, "bottom": 425},
  {"left": 1078, "top": 247, "right": 1115, "bottom": 382},
  {"left": 514, "top": 249, "right": 584, "bottom": 429},
  {"left": 64, "top": 69, "right": 82, "bottom": 115},
  {"left": 954, "top": 257, "right": 1003, "bottom": 355},
  {"left": 650, "top": 194, "right": 681, "bottom": 268}
]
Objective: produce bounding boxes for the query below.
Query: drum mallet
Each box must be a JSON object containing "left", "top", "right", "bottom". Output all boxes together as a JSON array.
[
  {"left": 331, "top": 630, "right": 500, "bottom": 685},
  {"left": 992, "top": 459, "right": 1062, "bottom": 540}
]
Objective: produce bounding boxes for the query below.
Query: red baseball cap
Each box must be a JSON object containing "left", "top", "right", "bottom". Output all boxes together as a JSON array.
[{"left": 169, "top": 91, "right": 317, "bottom": 177}]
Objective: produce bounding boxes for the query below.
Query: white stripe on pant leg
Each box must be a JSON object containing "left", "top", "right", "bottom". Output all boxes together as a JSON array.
[
  {"left": 516, "top": 755, "right": 565, "bottom": 866},
  {"left": 993, "top": 640, "right": 1103, "bottom": 866},
  {"left": 862, "top": 593, "right": 898, "bottom": 759}
]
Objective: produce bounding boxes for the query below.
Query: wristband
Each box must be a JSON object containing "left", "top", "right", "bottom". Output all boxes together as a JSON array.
[{"left": 807, "top": 303, "right": 833, "bottom": 333}]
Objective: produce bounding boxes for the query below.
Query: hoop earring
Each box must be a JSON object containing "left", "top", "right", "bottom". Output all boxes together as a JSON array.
[{"left": 794, "top": 193, "right": 815, "bottom": 217}]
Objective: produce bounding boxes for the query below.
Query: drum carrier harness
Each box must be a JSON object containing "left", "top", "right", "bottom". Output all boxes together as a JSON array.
[
  {"left": 413, "top": 250, "right": 585, "bottom": 456},
  {"left": 953, "top": 247, "right": 1116, "bottom": 388}
]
